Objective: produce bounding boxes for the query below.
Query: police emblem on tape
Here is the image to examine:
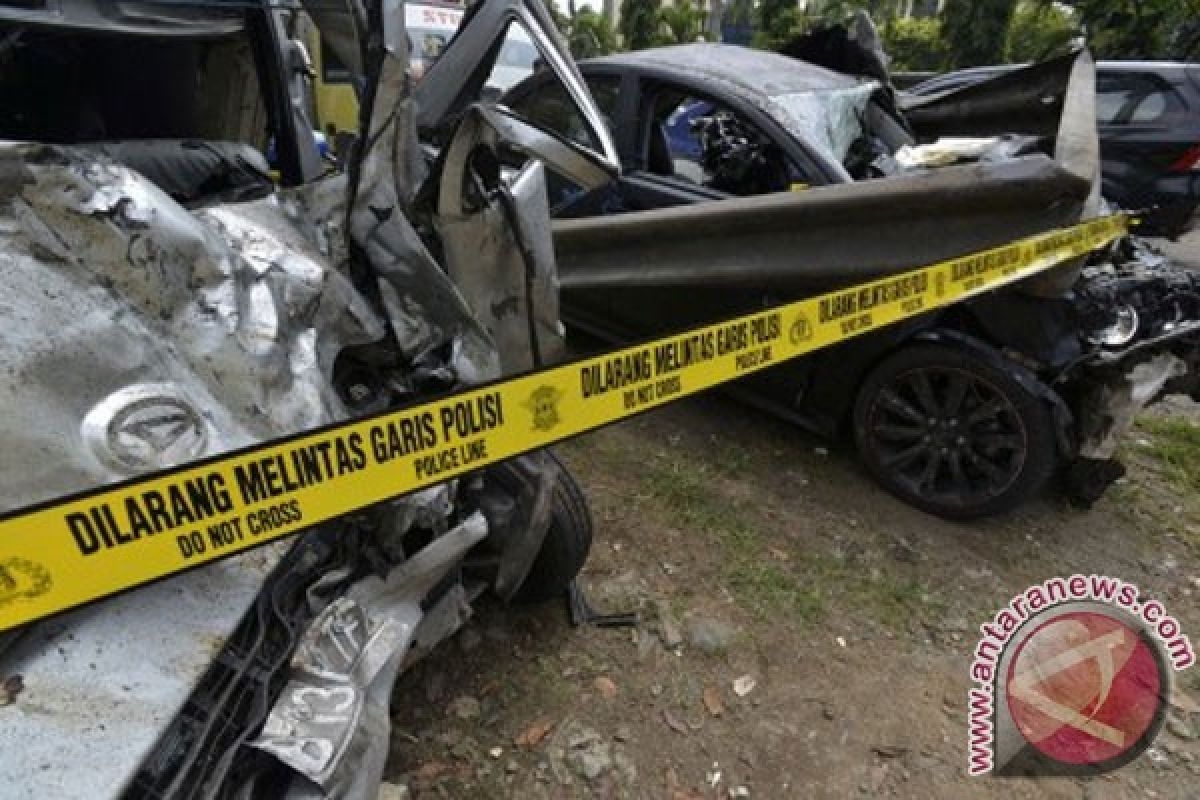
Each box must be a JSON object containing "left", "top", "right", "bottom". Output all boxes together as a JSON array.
[
  {"left": 788, "top": 313, "right": 813, "bottom": 345},
  {"left": 0, "top": 558, "right": 52, "bottom": 607},
  {"left": 524, "top": 386, "right": 564, "bottom": 431}
]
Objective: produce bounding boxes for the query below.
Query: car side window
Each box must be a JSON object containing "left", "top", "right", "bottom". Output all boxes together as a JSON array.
[
  {"left": 503, "top": 75, "right": 620, "bottom": 214},
  {"left": 649, "top": 90, "right": 807, "bottom": 197},
  {"left": 1097, "top": 73, "right": 1185, "bottom": 126},
  {"left": 507, "top": 74, "right": 619, "bottom": 152}
]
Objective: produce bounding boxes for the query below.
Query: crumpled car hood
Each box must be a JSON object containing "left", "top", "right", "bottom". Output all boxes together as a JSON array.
[
  {"left": 0, "top": 144, "right": 386, "bottom": 795},
  {"left": 0, "top": 147, "right": 381, "bottom": 510}
]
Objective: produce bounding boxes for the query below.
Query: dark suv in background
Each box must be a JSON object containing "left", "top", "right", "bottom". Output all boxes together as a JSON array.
[{"left": 910, "top": 62, "right": 1200, "bottom": 238}]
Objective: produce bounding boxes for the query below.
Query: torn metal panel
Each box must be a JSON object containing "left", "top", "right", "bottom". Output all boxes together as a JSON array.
[
  {"left": 900, "top": 51, "right": 1084, "bottom": 143},
  {"left": 0, "top": 540, "right": 299, "bottom": 794},
  {"left": 345, "top": 0, "right": 501, "bottom": 385},
  {"left": 0, "top": 143, "right": 381, "bottom": 507},
  {"left": 555, "top": 155, "right": 1091, "bottom": 296},
  {"left": 0, "top": 0, "right": 596, "bottom": 795},
  {"left": 778, "top": 12, "right": 891, "bottom": 86},
  {"left": 252, "top": 513, "right": 487, "bottom": 796},
  {"left": 0, "top": 141, "right": 389, "bottom": 797},
  {"left": 1076, "top": 353, "right": 1189, "bottom": 460},
  {"left": 435, "top": 108, "right": 567, "bottom": 373},
  {"left": 894, "top": 51, "right": 1104, "bottom": 295}
]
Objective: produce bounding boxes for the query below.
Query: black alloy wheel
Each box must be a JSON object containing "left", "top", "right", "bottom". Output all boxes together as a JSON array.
[{"left": 853, "top": 343, "right": 1058, "bottom": 519}]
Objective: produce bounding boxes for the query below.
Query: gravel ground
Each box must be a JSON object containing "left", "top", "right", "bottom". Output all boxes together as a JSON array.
[{"left": 382, "top": 392, "right": 1200, "bottom": 799}]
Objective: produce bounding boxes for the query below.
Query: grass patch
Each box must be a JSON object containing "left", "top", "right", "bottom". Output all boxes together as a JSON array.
[
  {"left": 1137, "top": 416, "right": 1200, "bottom": 494},
  {"left": 645, "top": 459, "right": 823, "bottom": 619},
  {"left": 710, "top": 441, "right": 752, "bottom": 477},
  {"left": 642, "top": 457, "right": 940, "bottom": 628},
  {"left": 846, "top": 574, "right": 941, "bottom": 630},
  {"left": 726, "top": 559, "right": 825, "bottom": 621},
  {"left": 1130, "top": 415, "right": 1200, "bottom": 552},
  {"left": 644, "top": 460, "right": 732, "bottom": 532}
]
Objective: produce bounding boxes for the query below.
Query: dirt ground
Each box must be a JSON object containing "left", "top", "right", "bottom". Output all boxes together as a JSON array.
[{"left": 381, "top": 385, "right": 1200, "bottom": 799}]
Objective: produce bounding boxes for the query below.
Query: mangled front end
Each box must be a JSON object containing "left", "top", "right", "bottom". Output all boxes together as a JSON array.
[
  {"left": 903, "top": 53, "right": 1200, "bottom": 502},
  {"left": 0, "top": 0, "right": 614, "bottom": 797},
  {"left": 1055, "top": 238, "right": 1200, "bottom": 503}
]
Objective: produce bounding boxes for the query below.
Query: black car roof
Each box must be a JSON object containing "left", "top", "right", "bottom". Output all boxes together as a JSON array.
[
  {"left": 582, "top": 43, "right": 860, "bottom": 98},
  {"left": 912, "top": 60, "right": 1198, "bottom": 94}
]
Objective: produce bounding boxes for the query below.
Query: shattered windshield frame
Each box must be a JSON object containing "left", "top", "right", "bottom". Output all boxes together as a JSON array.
[{"left": 767, "top": 82, "right": 880, "bottom": 167}]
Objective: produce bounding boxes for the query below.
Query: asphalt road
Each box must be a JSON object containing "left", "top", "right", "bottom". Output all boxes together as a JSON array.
[{"left": 1154, "top": 228, "right": 1200, "bottom": 270}]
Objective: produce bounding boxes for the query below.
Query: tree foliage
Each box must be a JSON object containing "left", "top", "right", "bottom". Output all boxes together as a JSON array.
[
  {"left": 766, "top": 0, "right": 1200, "bottom": 68},
  {"left": 880, "top": 17, "right": 947, "bottom": 71},
  {"left": 547, "top": 3, "right": 572, "bottom": 37},
  {"left": 753, "top": 0, "right": 808, "bottom": 50},
  {"left": 568, "top": 8, "right": 620, "bottom": 57},
  {"left": 939, "top": 0, "right": 1018, "bottom": 67},
  {"left": 1004, "top": 1, "right": 1077, "bottom": 62},
  {"left": 619, "top": 0, "right": 662, "bottom": 49},
  {"left": 809, "top": 0, "right": 904, "bottom": 26},
  {"left": 657, "top": 0, "right": 710, "bottom": 44},
  {"left": 1055, "top": 0, "right": 1200, "bottom": 60}
]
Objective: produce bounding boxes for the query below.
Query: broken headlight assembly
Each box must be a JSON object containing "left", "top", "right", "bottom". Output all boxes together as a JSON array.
[{"left": 1075, "top": 240, "right": 1200, "bottom": 351}]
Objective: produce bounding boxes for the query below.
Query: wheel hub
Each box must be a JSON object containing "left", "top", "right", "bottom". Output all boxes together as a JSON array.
[{"left": 865, "top": 365, "right": 1028, "bottom": 506}]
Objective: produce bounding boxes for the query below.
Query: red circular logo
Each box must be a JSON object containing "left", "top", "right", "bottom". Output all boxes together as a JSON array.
[{"left": 1005, "top": 610, "right": 1165, "bottom": 767}]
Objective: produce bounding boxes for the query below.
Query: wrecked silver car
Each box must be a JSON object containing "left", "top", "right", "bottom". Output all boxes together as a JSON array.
[
  {"left": 0, "top": 0, "right": 616, "bottom": 796},
  {"left": 505, "top": 39, "right": 1200, "bottom": 519}
]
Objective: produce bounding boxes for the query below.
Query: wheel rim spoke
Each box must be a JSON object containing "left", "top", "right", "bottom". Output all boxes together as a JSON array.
[
  {"left": 918, "top": 450, "right": 942, "bottom": 492},
  {"left": 975, "top": 432, "right": 1022, "bottom": 451},
  {"left": 942, "top": 374, "right": 970, "bottom": 416},
  {"left": 966, "top": 398, "right": 1009, "bottom": 427},
  {"left": 907, "top": 370, "right": 940, "bottom": 415},
  {"left": 946, "top": 449, "right": 969, "bottom": 494},
  {"left": 877, "top": 388, "right": 925, "bottom": 424},
  {"left": 873, "top": 421, "right": 925, "bottom": 442},
  {"left": 881, "top": 442, "right": 927, "bottom": 470},
  {"left": 963, "top": 446, "right": 1008, "bottom": 485}
]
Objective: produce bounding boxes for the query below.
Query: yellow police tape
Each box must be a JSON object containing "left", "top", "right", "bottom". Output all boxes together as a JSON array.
[{"left": 0, "top": 213, "right": 1129, "bottom": 631}]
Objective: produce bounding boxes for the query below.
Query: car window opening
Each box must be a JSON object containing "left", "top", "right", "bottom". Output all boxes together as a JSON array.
[
  {"left": 0, "top": 28, "right": 269, "bottom": 148},
  {"left": 0, "top": 26, "right": 275, "bottom": 206}
]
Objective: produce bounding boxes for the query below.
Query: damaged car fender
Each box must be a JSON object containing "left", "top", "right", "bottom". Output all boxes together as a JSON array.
[{"left": 911, "top": 328, "right": 1077, "bottom": 457}]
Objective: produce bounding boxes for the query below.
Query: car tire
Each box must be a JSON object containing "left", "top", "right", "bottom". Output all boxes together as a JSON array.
[
  {"left": 513, "top": 452, "right": 594, "bottom": 603},
  {"left": 852, "top": 343, "right": 1058, "bottom": 520}
]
